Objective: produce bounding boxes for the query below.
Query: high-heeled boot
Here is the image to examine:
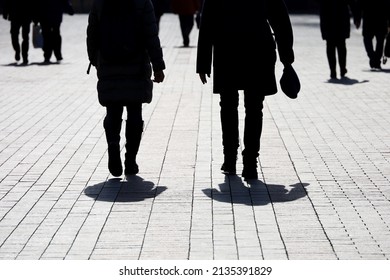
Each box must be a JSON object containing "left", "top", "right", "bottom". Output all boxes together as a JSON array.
[
  {"left": 124, "top": 120, "right": 143, "bottom": 175},
  {"left": 103, "top": 118, "right": 123, "bottom": 177}
]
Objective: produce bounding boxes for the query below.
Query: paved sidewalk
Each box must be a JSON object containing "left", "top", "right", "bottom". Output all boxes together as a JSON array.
[{"left": 0, "top": 14, "right": 389, "bottom": 260}]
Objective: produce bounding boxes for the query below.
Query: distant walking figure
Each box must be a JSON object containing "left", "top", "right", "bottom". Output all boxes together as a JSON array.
[
  {"left": 2, "top": 0, "right": 36, "bottom": 64},
  {"left": 354, "top": 0, "right": 390, "bottom": 70},
  {"left": 196, "top": 0, "right": 296, "bottom": 181},
  {"left": 171, "top": 0, "right": 200, "bottom": 47},
  {"left": 87, "top": 0, "right": 165, "bottom": 177},
  {"left": 319, "top": 0, "right": 358, "bottom": 79},
  {"left": 36, "top": 0, "right": 74, "bottom": 63}
]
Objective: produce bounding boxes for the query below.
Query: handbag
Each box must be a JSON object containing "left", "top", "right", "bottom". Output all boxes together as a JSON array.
[
  {"left": 32, "top": 24, "right": 43, "bottom": 49},
  {"left": 280, "top": 65, "right": 301, "bottom": 99}
]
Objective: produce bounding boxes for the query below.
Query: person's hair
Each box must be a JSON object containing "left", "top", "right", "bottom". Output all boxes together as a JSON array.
[{"left": 102, "top": 0, "right": 135, "bottom": 17}]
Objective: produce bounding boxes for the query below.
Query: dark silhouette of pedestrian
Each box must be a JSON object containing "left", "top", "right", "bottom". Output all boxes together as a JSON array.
[
  {"left": 36, "top": 0, "right": 74, "bottom": 63},
  {"left": 196, "top": 0, "right": 296, "bottom": 181},
  {"left": 319, "top": 0, "right": 358, "bottom": 79},
  {"left": 354, "top": 0, "right": 390, "bottom": 70},
  {"left": 2, "top": 0, "right": 36, "bottom": 64},
  {"left": 87, "top": 0, "right": 165, "bottom": 177},
  {"left": 171, "top": 0, "right": 200, "bottom": 47}
]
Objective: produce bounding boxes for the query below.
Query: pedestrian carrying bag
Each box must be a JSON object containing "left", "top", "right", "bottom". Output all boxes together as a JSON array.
[{"left": 32, "top": 24, "right": 43, "bottom": 49}]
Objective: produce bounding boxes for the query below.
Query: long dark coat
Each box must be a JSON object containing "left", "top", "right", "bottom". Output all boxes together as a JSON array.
[
  {"left": 355, "top": 0, "right": 390, "bottom": 37},
  {"left": 196, "top": 0, "right": 294, "bottom": 95},
  {"left": 36, "top": 0, "right": 73, "bottom": 24},
  {"left": 319, "top": 0, "right": 357, "bottom": 40},
  {"left": 86, "top": 0, "right": 165, "bottom": 103},
  {"left": 2, "top": 0, "right": 36, "bottom": 22}
]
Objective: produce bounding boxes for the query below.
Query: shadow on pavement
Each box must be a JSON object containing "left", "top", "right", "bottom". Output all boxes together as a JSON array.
[
  {"left": 84, "top": 176, "right": 167, "bottom": 202},
  {"left": 326, "top": 77, "right": 369, "bottom": 85},
  {"left": 202, "top": 176, "right": 309, "bottom": 206}
]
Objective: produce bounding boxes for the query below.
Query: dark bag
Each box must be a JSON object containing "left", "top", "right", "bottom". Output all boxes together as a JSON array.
[
  {"left": 384, "top": 33, "right": 390, "bottom": 58},
  {"left": 32, "top": 24, "right": 43, "bottom": 49},
  {"left": 97, "top": 64, "right": 153, "bottom": 106},
  {"left": 280, "top": 65, "right": 301, "bottom": 99}
]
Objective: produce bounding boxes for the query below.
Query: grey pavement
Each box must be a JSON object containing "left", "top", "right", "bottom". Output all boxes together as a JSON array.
[{"left": 0, "top": 14, "right": 389, "bottom": 260}]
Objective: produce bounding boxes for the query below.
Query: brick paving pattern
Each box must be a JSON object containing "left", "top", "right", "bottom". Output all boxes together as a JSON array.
[{"left": 0, "top": 14, "right": 389, "bottom": 260}]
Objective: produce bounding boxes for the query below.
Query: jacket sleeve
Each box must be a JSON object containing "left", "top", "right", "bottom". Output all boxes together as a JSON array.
[
  {"left": 142, "top": 0, "right": 166, "bottom": 71},
  {"left": 196, "top": 0, "right": 213, "bottom": 74},
  {"left": 266, "top": 0, "right": 295, "bottom": 65},
  {"left": 86, "top": 0, "right": 100, "bottom": 66}
]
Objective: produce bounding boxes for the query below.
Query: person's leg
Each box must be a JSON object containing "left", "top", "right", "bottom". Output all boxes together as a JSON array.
[
  {"left": 124, "top": 103, "right": 143, "bottom": 175},
  {"left": 41, "top": 23, "right": 53, "bottom": 62},
  {"left": 104, "top": 105, "right": 124, "bottom": 176},
  {"left": 337, "top": 39, "right": 347, "bottom": 77},
  {"left": 373, "top": 33, "right": 385, "bottom": 69},
  {"left": 178, "top": 14, "right": 194, "bottom": 47},
  {"left": 52, "top": 23, "right": 63, "bottom": 61},
  {"left": 242, "top": 90, "right": 265, "bottom": 180},
  {"left": 21, "top": 20, "right": 31, "bottom": 64},
  {"left": 10, "top": 21, "right": 21, "bottom": 61},
  {"left": 219, "top": 91, "right": 239, "bottom": 174},
  {"left": 326, "top": 39, "right": 337, "bottom": 78},
  {"left": 363, "top": 33, "right": 375, "bottom": 68}
]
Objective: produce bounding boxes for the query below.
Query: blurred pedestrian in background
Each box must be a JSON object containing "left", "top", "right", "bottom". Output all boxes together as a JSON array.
[
  {"left": 171, "top": 0, "right": 200, "bottom": 47},
  {"left": 354, "top": 0, "right": 390, "bottom": 70},
  {"left": 87, "top": 0, "right": 165, "bottom": 177},
  {"left": 196, "top": 0, "right": 296, "bottom": 181},
  {"left": 36, "top": 0, "right": 74, "bottom": 63},
  {"left": 2, "top": 0, "right": 36, "bottom": 64},
  {"left": 319, "top": 0, "right": 358, "bottom": 79}
]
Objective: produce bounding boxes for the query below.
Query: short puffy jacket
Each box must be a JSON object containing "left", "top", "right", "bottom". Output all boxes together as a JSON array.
[{"left": 87, "top": 0, "right": 165, "bottom": 92}]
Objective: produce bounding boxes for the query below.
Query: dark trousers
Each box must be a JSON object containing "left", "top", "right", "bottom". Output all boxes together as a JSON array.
[
  {"left": 10, "top": 20, "right": 31, "bottom": 61},
  {"left": 41, "top": 22, "right": 62, "bottom": 61},
  {"left": 363, "top": 32, "right": 385, "bottom": 68},
  {"left": 219, "top": 91, "right": 265, "bottom": 159},
  {"left": 105, "top": 103, "right": 143, "bottom": 138},
  {"left": 326, "top": 39, "right": 347, "bottom": 76},
  {"left": 178, "top": 14, "right": 194, "bottom": 46}
]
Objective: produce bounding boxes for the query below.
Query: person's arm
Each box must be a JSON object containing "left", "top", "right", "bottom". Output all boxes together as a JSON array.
[
  {"left": 196, "top": 0, "right": 213, "bottom": 84},
  {"left": 86, "top": 0, "right": 100, "bottom": 66},
  {"left": 266, "top": 0, "right": 294, "bottom": 66},
  {"left": 142, "top": 0, "right": 166, "bottom": 82}
]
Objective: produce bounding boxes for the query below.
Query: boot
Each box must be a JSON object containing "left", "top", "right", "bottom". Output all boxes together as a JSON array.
[
  {"left": 221, "top": 153, "right": 237, "bottom": 175},
  {"left": 124, "top": 120, "right": 143, "bottom": 175},
  {"left": 241, "top": 150, "right": 258, "bottom": 181},
  {"left": 104, "top": 117, "right": 123, "bottom": 177}
]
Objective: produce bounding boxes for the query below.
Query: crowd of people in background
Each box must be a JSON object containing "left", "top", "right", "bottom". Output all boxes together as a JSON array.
[
  {"left": 319, "top": 0, "right": 390, "bottom": 79},
  {"left": 2, "top": 0, "right": 74, "bottom": 65}
]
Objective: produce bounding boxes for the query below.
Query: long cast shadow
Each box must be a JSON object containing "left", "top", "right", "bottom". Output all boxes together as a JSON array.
[
  {"left": 202, "top": 176, "right": 309, "bottom": 206},
  {"left": 84, "top": 176, "right": 167, "bottom": 202},
  {"left": 326, "top": 76, "right": 369, "bottom": 85}
]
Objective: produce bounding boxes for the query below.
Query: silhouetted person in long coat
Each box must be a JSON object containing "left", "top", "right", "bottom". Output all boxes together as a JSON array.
[
  {"left": 171, "top": 0, "right": 200, "bottom": 47},
  {"left": 196, "top": 0, "right": 295, "bottom": 181},
  {"left": 87, "top": 0, "right": 165, "bottom": 177},
  {"left": 354, "top": 0, "right": 390, "bottom": 69},
  {"left": 320, "top": 0, "right": 358, "bottom": 79},
  {"left": 2, "top": 0, "right": 36, "bottom": 64},
  {"left": 36, "top": 0, "right": 74, "bottom": 63}
]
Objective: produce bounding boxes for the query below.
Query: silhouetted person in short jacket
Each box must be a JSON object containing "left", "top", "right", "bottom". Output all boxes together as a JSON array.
[
  {"left": 2, "top": 0, "right": 36, "bottom": 64},
  {"left": 320, "top": 0, "right": 358, "bottom": 79},
  {"left": 171, "top": 0, "right": 200, "bottom": 47},
  {"left": 196, "top": 0, "right": 295, "bottom": 181},
  {"left": 87, "top": 0, "right": 165, "bottom": 177},
  {"left": 36, "top": 0, "right": 74, "bottom": 63},
  {"left": 354, "top": 0, "right": 390, "bottom": 69}
]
